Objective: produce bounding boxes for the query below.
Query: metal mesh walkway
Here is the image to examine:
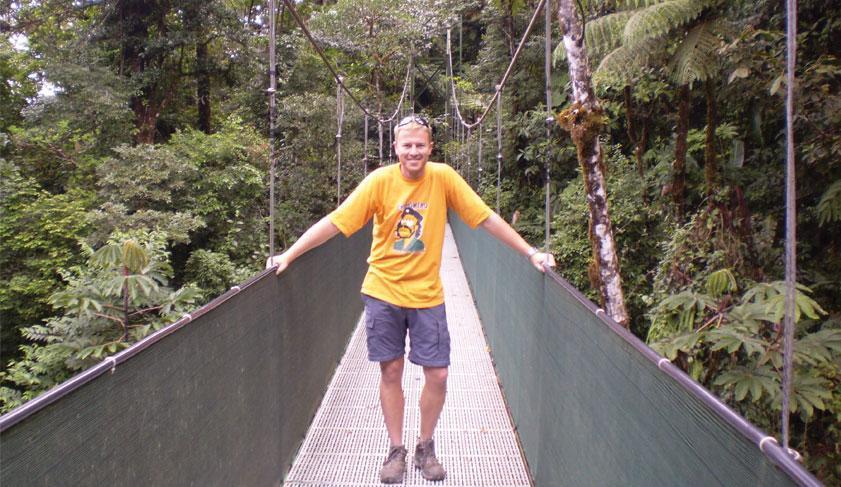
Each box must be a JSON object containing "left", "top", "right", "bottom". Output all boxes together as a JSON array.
[{"left": 285, "top": 225, "right": 531, "bottom": 486}]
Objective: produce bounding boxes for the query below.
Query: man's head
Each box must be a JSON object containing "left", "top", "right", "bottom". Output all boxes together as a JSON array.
[{"left": 393, "top": 115, "right": 433, "bottom": 180}]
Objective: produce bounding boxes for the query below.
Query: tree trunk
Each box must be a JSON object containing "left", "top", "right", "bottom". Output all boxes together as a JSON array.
[
  {"left": 638, "top": 118, "right": 649, "bottom": 201},
  {"left": 503, "top": 2, "right": 516, "bottom": 57},
  {"left": 623, "top": 85, "right": 648, "bottom": 204},
  {"left": 184, "top": 0, "right": 212, "bottom": 133},
  {"left": 196, "top": 40, "right": 211, "bottom": 133},
  {"left": 703, "top": 80, "right": 717, "bottom": 200},
  {"left": 673, "top": 84, "right": 690, "bottom": 220},
  {"left": 556, "top": 0, "right": 629, "bottom": 327},
  {"left": 122, "top": 265, "right": 130, "bottom": 340},
  {"left": 623, "top": 85, "right": 636, "bottom": 146},
  {"left": 118, "top": 0, "right": 169, "bottom": 144}
]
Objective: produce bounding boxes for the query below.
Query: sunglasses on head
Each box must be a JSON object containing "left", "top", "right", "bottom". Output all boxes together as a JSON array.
[{"left": 396, "top": 115, "right": 430, "bottom": 128}]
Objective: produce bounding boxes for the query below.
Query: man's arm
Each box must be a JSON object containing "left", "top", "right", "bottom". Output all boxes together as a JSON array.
[
  {"left": 479, "top": 213, "right": 556, "bottom": 272},
  {"left": 265, "top": 216, "right": 341, "bottom": 275}
]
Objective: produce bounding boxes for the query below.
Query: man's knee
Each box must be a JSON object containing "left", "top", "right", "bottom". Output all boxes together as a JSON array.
[
  {"left": 380, "top": 358, "right": 404, "bottom": 385},
  {"left": 423, "top": 366, "right": 448, "bottom": 388}
]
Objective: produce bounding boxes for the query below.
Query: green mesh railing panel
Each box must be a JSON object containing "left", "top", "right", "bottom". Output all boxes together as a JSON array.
[
  {"left": 449, "top": 213, "right": 819, "bottom": 487},
  {"left": 0, "top": 228, "right": 371, "bottom": 486}
]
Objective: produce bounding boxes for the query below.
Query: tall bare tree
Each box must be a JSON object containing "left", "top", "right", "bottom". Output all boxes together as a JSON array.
[{"left": 555, "top": 0, "right": 629, "bottom": 327}]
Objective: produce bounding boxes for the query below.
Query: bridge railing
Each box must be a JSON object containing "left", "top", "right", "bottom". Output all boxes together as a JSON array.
[
  {"left": 1, "top": 227, "right": 371, "bottom": 486},
  {"left": 449, "top": 212, "right": 819, "bottom": 487}
]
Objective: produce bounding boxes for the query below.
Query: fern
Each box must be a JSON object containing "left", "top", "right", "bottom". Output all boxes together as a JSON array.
[
  {"left": 670, "top": 21, "right": 721, "bottom": 86},
  {"left": 585, "top": 11, "right": 635, "bottom": 58},
  {"left": 593, "top": 39, "right": 658, "bottom": 85},
  {"left": 579, "top": 0, "right": 668, "bottom": 11},
  {"left": 622, "top": 0, "right": 709, "bottom": 48},
  {"left": 817, "top": 179, "right": 841, "bottom": 226},
  {"left": 611, "top": 0, "right": 670, "bottom": 9}
]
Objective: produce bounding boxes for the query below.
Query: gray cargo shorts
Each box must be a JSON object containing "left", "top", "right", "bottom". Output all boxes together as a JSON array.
[{"left": 362, "top": 294, "right": 451, "bottom": 367}]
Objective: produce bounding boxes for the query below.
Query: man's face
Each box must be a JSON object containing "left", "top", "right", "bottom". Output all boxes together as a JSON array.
[{"left": 394, "top": 126, "right": 433, "bottom": 180}]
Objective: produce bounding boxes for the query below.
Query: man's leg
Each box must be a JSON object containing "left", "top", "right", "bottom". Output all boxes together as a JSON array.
[
  {"left": 419, "top": 366, "right": 448, "bottom": 441},
  {"left": 363, "top": 294, "right": 409, "bottom": 483},
  {"left": 379, "top": 357, "right": 405, "bottom": 446},
  {"left": 405, "top": 303, "right": 450, "bottom": 480}
]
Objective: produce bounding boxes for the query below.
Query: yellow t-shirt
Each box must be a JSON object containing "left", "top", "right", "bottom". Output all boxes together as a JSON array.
[{"left": 329, "top": 162, "right": 492, "bottom": 308}]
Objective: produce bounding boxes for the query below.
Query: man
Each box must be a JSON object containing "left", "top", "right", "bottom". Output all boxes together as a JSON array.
[{"left": 266, "top": 115, "right": 554, "bottom": 483}]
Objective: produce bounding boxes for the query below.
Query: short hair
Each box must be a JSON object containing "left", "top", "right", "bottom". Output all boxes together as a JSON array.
[{"left": 393, "top": 115, "right": 432, "bottom": 140}]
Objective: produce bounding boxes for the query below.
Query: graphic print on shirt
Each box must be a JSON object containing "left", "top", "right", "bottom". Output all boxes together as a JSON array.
[{"left": 393, "top": 204, "right": 426, "bottom": 252}]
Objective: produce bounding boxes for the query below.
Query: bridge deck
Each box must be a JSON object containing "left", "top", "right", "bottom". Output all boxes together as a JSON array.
[{"left": 284, "top": 225, "right": 531, "bottom": 486}]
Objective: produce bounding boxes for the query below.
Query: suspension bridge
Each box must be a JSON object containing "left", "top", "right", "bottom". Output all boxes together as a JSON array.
[
  {"left": 0, "top": 215, "right": 818, "bottom": 486},
  {"left": 1, "top": 0, "right": 817, "bottom": 484}
]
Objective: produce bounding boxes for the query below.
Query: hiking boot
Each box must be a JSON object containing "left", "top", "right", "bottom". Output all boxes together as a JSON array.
[
  {"left": 414, "top": 438, "right": 446, "bottom": 481},
  {"left": 380, "top": 445, "right": 407, "bottom": 484}
]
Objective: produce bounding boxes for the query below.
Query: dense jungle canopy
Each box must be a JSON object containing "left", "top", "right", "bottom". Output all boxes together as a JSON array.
[{"left": 1, "top": 0, "right": 839, "bottom": 481}]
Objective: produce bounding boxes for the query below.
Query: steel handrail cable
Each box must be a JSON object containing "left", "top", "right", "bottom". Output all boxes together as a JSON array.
[
  {"left": 445, "top": 0, "right": 547, "bottom": 131},
  {"left": 280, "top": 0, "right": 412, "bottom": 125}
]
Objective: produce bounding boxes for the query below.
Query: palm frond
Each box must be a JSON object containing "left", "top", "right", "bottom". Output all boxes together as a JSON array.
[
  {"left": 623, "top": 0, "right": 709, "bottom": 47},
  {"left": 670, "top": 22, "right": 720, "bottom": 86}
]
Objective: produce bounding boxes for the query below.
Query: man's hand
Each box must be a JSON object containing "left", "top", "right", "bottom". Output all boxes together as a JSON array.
[
  {"left": 529, "top": 251, "right": 556, "bottom": 272},
  {"left": 266, "top": 253, "right": 291, "bottom": 275},
  {"left": 264, "top": 217, "right": 342, "bottom": 277}
]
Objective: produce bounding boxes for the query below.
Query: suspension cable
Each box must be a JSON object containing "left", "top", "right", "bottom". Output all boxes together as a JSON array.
[
  {"left": 466, "top": 126, "right": 473, "bottom": 186},
  {"left": 268, "top": 0, "right": 278, "bottom": 257},
  {"left": 280, "top": 0, "right": 412, "bottom": 124},
  {"left": 409, "top": 53, "right": 415, "bottom": 115},
  {"left": 496, "top": 84, "right": 503, "bottom": 213},
  {"left": 781, "top": 0, "right": 798, "bottom": 455},
  {"left": 445, "top": 0, "right": 547, "bottom": 131},
  {"left": 378, "top": 121, "right": 384, "bottom": 165},
  {"left": 477, "top": 122, "right": 483, "bottom": 189},
  {"left": 363, "top": 115, "right": 369, "bottom": 176},
  {"left": 335, "top": 77, "right": 345, "bottom": 206},
  {"left": 543, "top": 0, "right": 553, "bottom": 250}
]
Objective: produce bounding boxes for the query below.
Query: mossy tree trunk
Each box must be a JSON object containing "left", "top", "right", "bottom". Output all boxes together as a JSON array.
[{"left": 556, "top": 0, "right": 629, "bottom": 327}]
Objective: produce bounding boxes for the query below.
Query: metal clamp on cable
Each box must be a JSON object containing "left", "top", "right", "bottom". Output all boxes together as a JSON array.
[
  {"left": 759, "top": 436, "right": 778, "bottom": 453},
  {"left": 181, "top": 313, "right": 193, "bottom": 323},
  {"left": 230, "top": 285, "right": 241, "bottom": 293},
  {"left": 758, "top": 436, "right": 802, "bottom": 462},
  {"left": 657, "top": 358, "right": 671, "bottom": 370},
  {"left": 104, "top": 356, "right": 117, "bottom": 374}
]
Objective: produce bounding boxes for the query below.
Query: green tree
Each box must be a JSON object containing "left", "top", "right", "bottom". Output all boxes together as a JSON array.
[
  {"left": 578, "top": 0, "right": 726, "bottom": 218},
  {"left": 648, "top": 270, "right": 841, "bottom": 479},
  {"left": 0, "top": 161, "right": 93, "bottom": 362},
  {"left": 0, "top": 231, "right": 198, "bottom": 412}
]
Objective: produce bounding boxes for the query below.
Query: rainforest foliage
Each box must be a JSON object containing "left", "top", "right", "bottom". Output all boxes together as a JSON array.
[{"left": 1, "top": 0, "right": 839, "bottom": 480}]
